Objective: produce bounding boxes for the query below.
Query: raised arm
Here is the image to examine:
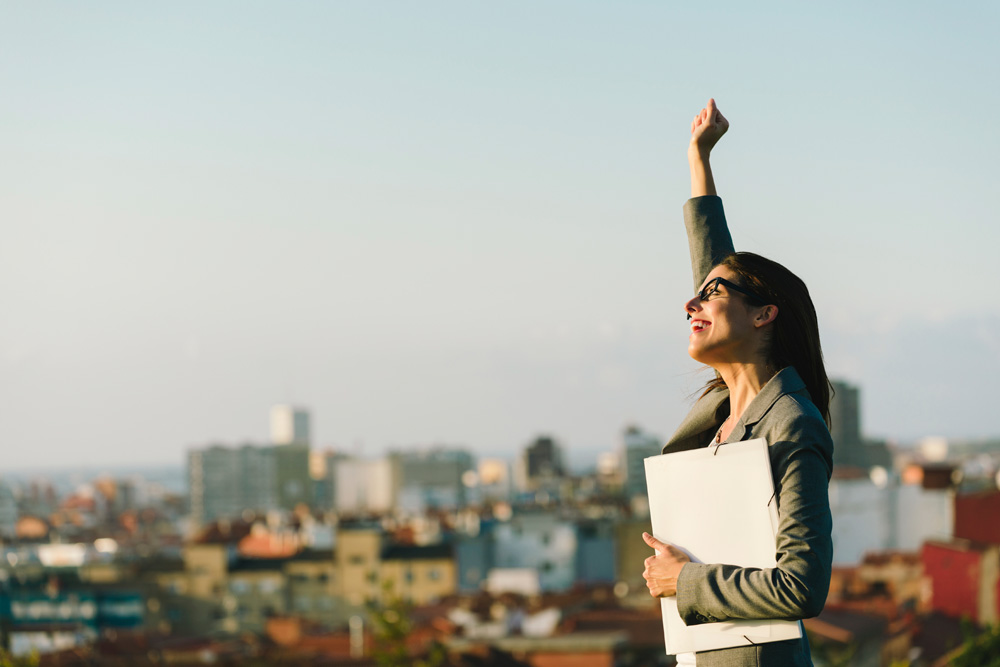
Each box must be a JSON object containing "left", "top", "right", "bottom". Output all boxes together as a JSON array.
[
  {"left": 684, "top": 99, "right": 735, "bottom": 290},
  {"left": 689, "top": 98, "right": 728, "bottom": 198}
]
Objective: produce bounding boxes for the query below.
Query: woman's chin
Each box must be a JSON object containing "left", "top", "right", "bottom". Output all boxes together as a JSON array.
[
  {"left": 688, "top": 345, "right": 720, "bottom": 367},
  {"left": 687, "top": 346, "right": 708, "bottom": 364}
]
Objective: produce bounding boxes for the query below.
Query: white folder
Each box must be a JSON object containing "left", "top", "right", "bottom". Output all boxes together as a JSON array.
[{"left": 644, "top": 438, "right": 802, "bottom": 654}]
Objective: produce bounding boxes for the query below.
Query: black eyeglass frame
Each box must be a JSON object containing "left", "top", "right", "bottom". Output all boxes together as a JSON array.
[{"left": 687, "top": 277, "right": 768, "bottom": 320}]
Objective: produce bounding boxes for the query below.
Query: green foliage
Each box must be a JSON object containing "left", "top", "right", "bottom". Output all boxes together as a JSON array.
[
  {"left": 368, "top": 583, "right": 446, "bottom": 667},
  {"left": 0, "top": 649, "right": 39, "bottom": 667},
  {"left": 952, "top": 622, "right": 1000, "bottom": 667},
  {"left": 805, "top": 631, "right": 857, "bottom": 667}
]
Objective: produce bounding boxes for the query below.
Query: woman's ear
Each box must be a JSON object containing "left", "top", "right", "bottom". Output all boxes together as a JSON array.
[{"left": 755, "top": 305, "right": 778, "bottom": 328}]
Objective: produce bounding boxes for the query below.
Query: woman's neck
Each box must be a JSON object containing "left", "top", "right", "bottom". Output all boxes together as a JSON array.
[{"left": 717, "top": 362, "right": 774, "bottom": 423}]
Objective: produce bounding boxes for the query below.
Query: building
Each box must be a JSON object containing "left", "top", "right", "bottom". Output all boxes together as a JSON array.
[
  {"left": 188, "top": 444, "right": 278, "bottom": 526},
  {"left": 492, "top": 512, "right": 577, "bottom": 591},
  {"left": 575, "top": 519, "right": 617, "bottom": 585},
  {"left": 334, "top": 459, "right": 398, "bottom": 515},
  {"left": 517, "top": 435, "right": 565, "bottom": 493},
  {"left": 922, "top": 539, "right": 1000, "bottom": 626},
  {"left": 274, "top": 443, "right": 312, "bottom": 512},
  {"left": 620, "top": 425, "right": 661, "bottom": 499},
  {"left": 828, "top": 466, "right": 954, "bottom": 564},
  {"left": 918, "top": 488, "right": 1000, "bottom": 627},
  {"left": 477, "top": 459, "right": 512, "bottom": 502},
  {"left": 311, "top": 450, "right": 350, "bottom": 511},
  {"left": 188, "top": 441, "right": 313, "bottom": 525},
  {"left": 954, "top": 489, "right": 1000, "bottom": 544},
  {"left": 828, "top": 470, "right": 893, "bottom": 564},
  {"left": 0, "top": 480, "right": 18, "bottom": 539},
  {"left": 829, "top": 379, "right": 891, "bottom": 469},
  {"left": 380, "top": 544, "right": 456, "bottom": 604},
  {"left": 393, "top": 448, "right": 475, "bottom": 512},
  {"left": 270, "top": 405, "right": 311, "bottom": 445}
]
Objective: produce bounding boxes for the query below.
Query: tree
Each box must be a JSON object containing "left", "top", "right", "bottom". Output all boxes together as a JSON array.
[
  {"left": 0, "top": 649, "right": 38, "bottom": 667},
  {"left": 952, "top": 622, "right": 1000, "bottom": 667},
  {"left": 368, "top": 586, "right": 447, "bottom": 667}
]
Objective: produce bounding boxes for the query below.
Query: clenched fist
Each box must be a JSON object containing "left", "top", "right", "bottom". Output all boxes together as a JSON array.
[
  {"left": 641, "top": 531, "right": 691, "bottom": 598},
  {"left": 689, "top": 98, "right": 729, "bottom": 158}
]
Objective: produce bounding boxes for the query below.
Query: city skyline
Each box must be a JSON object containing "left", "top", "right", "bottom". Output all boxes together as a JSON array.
[{"left": 3, "top": 2, "right": 999, "bottom": 468}]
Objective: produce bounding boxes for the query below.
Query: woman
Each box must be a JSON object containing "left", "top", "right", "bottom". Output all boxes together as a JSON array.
[{"left": 640, "top": 100, "right": 834, "bottom": 667}]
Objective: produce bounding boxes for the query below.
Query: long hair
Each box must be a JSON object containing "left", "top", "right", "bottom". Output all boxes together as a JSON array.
[{"left": 700, "top": 252, "right": 832, "bottom": 424}]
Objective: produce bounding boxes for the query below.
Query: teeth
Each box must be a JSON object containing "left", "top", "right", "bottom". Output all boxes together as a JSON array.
[{"left": 691, "top": 321, "right": 709, "bottom": 332}]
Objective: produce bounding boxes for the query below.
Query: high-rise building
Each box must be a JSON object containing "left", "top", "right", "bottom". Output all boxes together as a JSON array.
[
  {"left": 393, "top": 448, "right": 476, "bottom": 512},
  {"left": 829, "top": 380, "right": 891, "bottom": 469},
  {"left": 517, "top": 435, "right": 565, "bottom": 492},
  {"left": 274, "top": 443, "right": 312, "bottom": 512},
  {"left": 620, "top": 425, "right": 662, "bottom": 498},
  {"left": 189, "top": 407, "right": 315, "bottom": 525},
  {"left": 0, "top": 481, "right": 18, "bottom": 539},
  {"left": 270, "top": 405, "right": 311, "bottom": 445},
  {"left": 188, "top": 444, "right": 278, "bottom": 526}
]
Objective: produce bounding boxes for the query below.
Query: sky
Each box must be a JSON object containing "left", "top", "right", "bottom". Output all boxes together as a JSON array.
[{"left": 1, "top": 2, "right": 999, "bottom": 469}]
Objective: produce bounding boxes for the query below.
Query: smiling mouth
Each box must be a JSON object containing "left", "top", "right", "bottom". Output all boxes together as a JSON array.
[{"left": 690, "top": 320, "right": 711, "bottom": 333}]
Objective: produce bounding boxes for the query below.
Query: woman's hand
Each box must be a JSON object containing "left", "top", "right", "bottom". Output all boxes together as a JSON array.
[
  {"left": 689, "top": 98, "right": 729, "bottom": 159},
  {"left": 688, "top": 98, "right": 728, "bottom": 198},
  {"left": 641, "top": 532, "right": 691, "bottom": 598}
]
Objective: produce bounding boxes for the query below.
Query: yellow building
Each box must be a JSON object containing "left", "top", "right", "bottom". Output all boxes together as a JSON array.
[
  {"left": 379, "top": 544, "right": 456, "bottom": 605},
  {"left": 335, "top": 529, "right": 383, "bottom": 606}
]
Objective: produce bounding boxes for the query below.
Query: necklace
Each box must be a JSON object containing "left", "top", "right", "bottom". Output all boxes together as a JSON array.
[{"left": 714, "top": 415, "right": 731, "bottom": 444}]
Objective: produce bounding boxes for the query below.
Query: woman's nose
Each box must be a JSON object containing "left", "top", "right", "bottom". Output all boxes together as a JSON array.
[{"left": 684, "top": 296, "right": 699, "bottom": 320}]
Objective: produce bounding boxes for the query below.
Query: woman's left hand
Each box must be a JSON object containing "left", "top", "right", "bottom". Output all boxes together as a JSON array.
[{"left": 642, "top": 532, "right": 691, "bottom": 598}]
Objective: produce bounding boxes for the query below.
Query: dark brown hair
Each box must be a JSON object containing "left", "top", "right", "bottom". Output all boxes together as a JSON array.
[{"left": 701, "top": 252, "right": 832, "bottom": 424}]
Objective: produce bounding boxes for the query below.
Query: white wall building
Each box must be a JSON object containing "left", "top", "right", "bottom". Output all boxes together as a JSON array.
[
  {"left": 829, "top": 474, "right": 955, "bottom": 564},
  {"left": 829, "top": 476, "right": 893, "bottom": 564},
  {"left": 893, "top": 483, "right": 953, "bottom": 551},
  {"left": 334, "top": 459, "right": 398, "bottom": 514},
  {"left": 270, "top": 404, "right": 311, "bottom": 445}
]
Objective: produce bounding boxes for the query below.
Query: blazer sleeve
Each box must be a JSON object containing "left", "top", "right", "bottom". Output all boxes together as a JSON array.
[
  {"left": 684, "top": 196, "right": 735, "bottom": 292},
  {"left": 674, "top": 413, "right": 834, "bottom": 624}
]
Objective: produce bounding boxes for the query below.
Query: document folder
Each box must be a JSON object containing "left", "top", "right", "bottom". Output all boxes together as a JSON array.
[{"left": 644, "top": 438, "right": 802, "bottom": 654}]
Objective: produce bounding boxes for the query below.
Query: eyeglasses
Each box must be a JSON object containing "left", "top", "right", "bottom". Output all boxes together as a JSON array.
[{"left": 687, "top": 277, "right": 766, "bottom": 320}]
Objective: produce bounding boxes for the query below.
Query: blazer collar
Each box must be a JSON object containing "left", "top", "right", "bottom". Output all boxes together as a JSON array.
[
  {"left": 662, "top": 366, "right": 806, "bottom": 453},
  {"left": 740, "top": 366, "right": 806, "bottom": 427}
]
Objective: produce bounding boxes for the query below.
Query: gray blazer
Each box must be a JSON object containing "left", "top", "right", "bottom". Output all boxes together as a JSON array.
[{"left": 662, "top": 196, "right": 834, "bottom": 667}]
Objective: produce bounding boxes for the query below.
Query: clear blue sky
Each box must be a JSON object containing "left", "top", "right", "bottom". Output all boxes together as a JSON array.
[{"left": 1, "top": 2, "right": 998, "bottom": 468}]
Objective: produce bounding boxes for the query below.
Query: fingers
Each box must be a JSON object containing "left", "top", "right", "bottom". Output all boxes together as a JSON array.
[
  {"left": 642, "top": 532, "right": 666, "bottom": 552},
  {"left": 716, "top": 109, "right": 729, "bottom": 131}
]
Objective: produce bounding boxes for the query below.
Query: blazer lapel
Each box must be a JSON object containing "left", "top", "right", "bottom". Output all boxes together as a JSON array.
[
  {"left": 662, "top": 367, "right": 807, "bottom": 453},
  {"left": 662, "top": 387, "right": 729, "bottom": 454}
]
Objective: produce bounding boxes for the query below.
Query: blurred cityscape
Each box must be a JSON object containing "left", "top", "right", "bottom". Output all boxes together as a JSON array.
[{"left": 2, "top": 382, "right": 999, "bottom": 666}]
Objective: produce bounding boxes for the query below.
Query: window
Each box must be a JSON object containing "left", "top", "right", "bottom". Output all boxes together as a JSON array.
[
  {"left": 258, "top": 579, "right": 281, "bottom": 595},
  {"left": 230, "top": 580, "right": 250, "bottom": 595}
]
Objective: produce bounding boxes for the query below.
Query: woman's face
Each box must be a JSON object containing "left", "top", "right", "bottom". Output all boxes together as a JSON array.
[{"left": 685, "top": 265, "right": 763, "bottom": 366}]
